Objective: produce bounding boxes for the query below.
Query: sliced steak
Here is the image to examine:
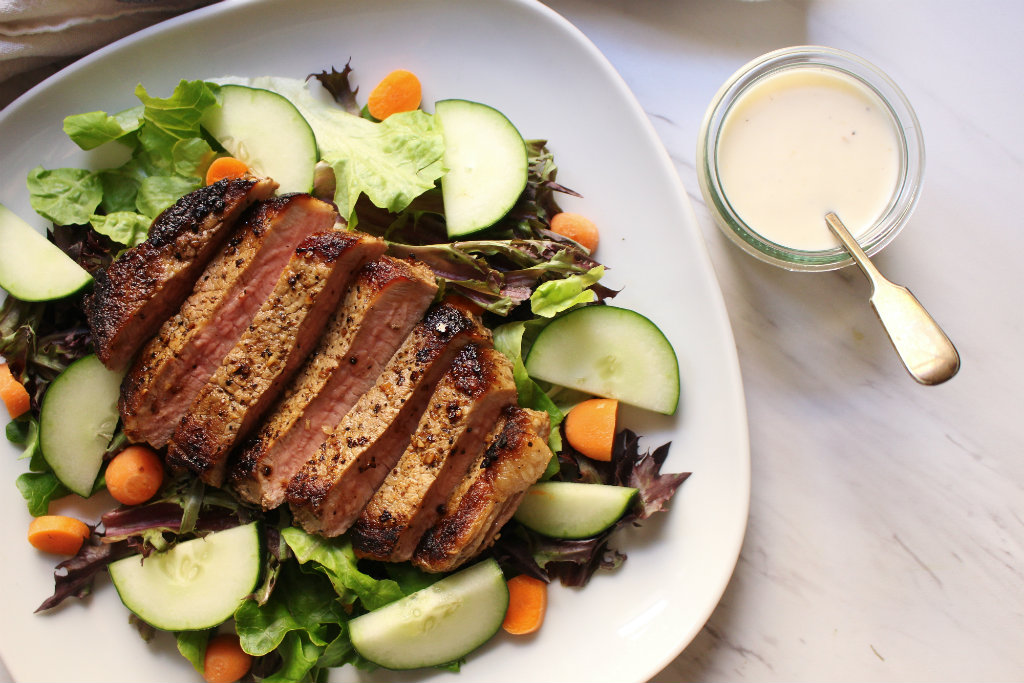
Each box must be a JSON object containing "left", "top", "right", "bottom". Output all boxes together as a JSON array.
[
  {"left": 287, "top": 303, "right": 489, "bottom": 537},
  {"left": 120, "top": 194, "right": 338, "bottom": 448},
  {"left": 166, "top": 230, "right": 385, "bottom": 486},
  {"left": 352, "top": 344, "right": 516, "bottom": 562},
  {"left": 232, "top": 256, "right": 438, "bottom": 509},
  {"left": 413, "top": 406, "right": 552, "bottom": 573},
  {"left": 85, "top": 177, "right": 277, "bottom": 370}
]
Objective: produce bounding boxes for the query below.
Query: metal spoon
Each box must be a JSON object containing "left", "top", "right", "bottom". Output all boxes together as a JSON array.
[{"left": 824, "top": 212, "right": 960, "bottom": 385}]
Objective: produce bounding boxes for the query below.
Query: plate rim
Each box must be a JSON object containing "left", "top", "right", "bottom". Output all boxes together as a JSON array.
[{"left": 0, "top": 1, "right": 750, "bottom": 680}]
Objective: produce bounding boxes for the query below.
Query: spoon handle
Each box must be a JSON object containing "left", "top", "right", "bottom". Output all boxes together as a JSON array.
[{"left": 824, "top": 212, "right": 960, "bottom": 385}]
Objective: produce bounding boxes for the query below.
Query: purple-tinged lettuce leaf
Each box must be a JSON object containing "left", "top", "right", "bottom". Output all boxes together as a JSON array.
[
  {"left": 386, "top": 239, "right": 599, "bottom": 315},
  {"left": 538, "top": 534, "right": 627, "bottom": 588},
  {"left": 50, "top": 224, "right": 118, "bottom": 275},
  {"left": 308, "top": 62, "right": 359, "bottom": 115},
  {"left": 618, "top": 433, "right": 691, "bottom": 520},
  {"left": 100, "top": 501, "right": 240, "bottom": 543},
  {"left": 0, "top": 293, "right": 93, "bottom": 408},
  {"left": 558, "top": 429, "right": 690, "bottom": 520},
  {"left": 129, "top": 613, "right": 157, "bottom": 642},
  {"left": 35, "top": 533, "right": 134, "bottom": 612},
  {"left": 494, "top": 429, "right": 690, "bottom": 587}
]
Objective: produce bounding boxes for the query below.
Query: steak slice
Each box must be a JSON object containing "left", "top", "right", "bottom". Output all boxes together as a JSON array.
[
  {"left": 352, "top": 344, "right": 516, "bottom": 562},
  {"left": 166, "top": 230, "right": 385, "bottom": 486},
  {"left": 287, "top": 302, "right": 489, "bottom": 537},
  {"left": 232, "top": 256, "right": 438, "bottom": 509},
  {"left": 85, "top": 177, "right": 277, "bottom": 370},
  {"left": 120, "top": 194, "right": 338, "bottom": 448},
  {"left": 413, "top": 407, "right": 553, "bottom": 573}
]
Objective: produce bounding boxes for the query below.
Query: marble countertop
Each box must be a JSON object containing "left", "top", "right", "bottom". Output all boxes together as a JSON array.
[
  {"left": 2, "top": 1, "right": 1021, "bottom": 681},
  {"left": 539, "top": 0, "right": 1023, "bottom": 680}
]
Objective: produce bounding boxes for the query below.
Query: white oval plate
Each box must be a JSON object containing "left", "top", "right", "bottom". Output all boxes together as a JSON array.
[{"left": 0, "top": 1, "right": 750, "bottom": 681}]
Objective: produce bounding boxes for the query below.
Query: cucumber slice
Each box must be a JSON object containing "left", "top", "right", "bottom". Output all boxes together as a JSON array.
[
  {"left": 436, "top": 99, "right": 528, "bottom": 238},
  {"left": 0, "top": 203, "right": 92, "bottom": 301},
  {"left": 39, "top": 354, "right": 123, "bottom": 497},
  {"left": 349, "top": 558, "right": 509, "bottom": 670},
  {"left": 525, "top": 305, "right": 680, "bottom": 415},
  {"left": 108, "top": 523, "right": 261, "bottom": 631},
  {"left": 514, "top": 481, "right": 638, "bottom": 539},
  {"left": 202, "top": 84, "right": 317, "bottom": 194}
]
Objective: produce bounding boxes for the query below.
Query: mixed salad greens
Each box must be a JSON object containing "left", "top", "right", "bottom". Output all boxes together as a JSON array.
[{"left": 0, "top": 62, "right": 688, "bottom": 681}]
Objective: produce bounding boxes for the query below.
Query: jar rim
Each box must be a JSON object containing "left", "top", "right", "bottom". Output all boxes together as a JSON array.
[{"left": 696, "top": 46, "right": 925, "bottom": 272}]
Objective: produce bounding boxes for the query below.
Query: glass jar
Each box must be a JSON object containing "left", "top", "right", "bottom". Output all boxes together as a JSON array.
[{"left": 696, "top": 46, "right": 925, "bottom": 272}]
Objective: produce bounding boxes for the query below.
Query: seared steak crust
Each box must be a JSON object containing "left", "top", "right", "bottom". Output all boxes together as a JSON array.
[
  {"left": 120, "top": 194, "right": 337, "bottom": 448},
  {"left": 232, "top": 256, "right": 438, "bottom": 509},
  {"left": 166, "top": 230, "right": 385, "bottom": 486},
  {"left": 413, "top": 406, "right": 552, "bottom": 573},
  {"left": 287, "top": 303, "right": 488, "bottom": 536},
  {"left": 85, "top": 177, "right": 276, "bottom": 370},
  {"left": 352, "top": 344, "right": 516, "bottom": 562}
]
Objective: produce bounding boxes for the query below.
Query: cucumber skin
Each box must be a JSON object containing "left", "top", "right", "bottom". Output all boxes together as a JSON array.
[
  {"left": 525, "top": 305, "right": 680, "bottom": 415},
  {"left": 349, "top": 558, "right": 509, "bottom": 670},
  {"left": 514, "top": 481, "right": 638, "bottom": 539},
  {"left": 0, "top": 203, "right": 92, "bottom": 302},
  {"left": 108, "top": 523, "right": 262, "bottom": 632},
  {"left": 202, "top": 84, "right": 317, "bottom": 194},
  {"left": 39, "top": 354, "right": 123, "bottom": 497},
  {"left": 436, "top": 99, "right": 528, "bottom": 238}
]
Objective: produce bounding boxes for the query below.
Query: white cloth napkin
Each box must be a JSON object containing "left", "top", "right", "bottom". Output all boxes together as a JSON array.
[{"left": 0, "top": 0, "right": 219, "bottom": 104}]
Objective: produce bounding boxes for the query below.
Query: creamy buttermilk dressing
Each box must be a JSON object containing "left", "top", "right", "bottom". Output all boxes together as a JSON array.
[{"left": 717, "top": 66, "right": 901, "bottom": 251}]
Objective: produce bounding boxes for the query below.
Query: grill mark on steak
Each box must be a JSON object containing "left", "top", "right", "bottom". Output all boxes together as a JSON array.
[
  {"left": 286, "top": 302, "right": 489, "bottom": 537},
  {"left": 352, "top": 345, "right": 517, "bottom": 562},
  {"left": 165, "top": 229, "right": 385, "bottom": 486},
  {"left": 231, "top": 256, "right": 437, "bottom": 509},
  {"left": 85, "top": 177, "right": 277, "bottom": 370},
  {"left": 119, "top": 195, "right": 338, "bottom": 448},
  {"left": 413, "top": 406, "right": 552, "bottom": 573}
]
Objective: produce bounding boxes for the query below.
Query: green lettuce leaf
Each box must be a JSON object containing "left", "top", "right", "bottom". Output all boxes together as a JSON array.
[
  {"left": 98, "top": 163, "right": 145, "bottom": 214},
  {"left": 281, "top": 526, "right": 404, "bottom": 611},
  {"left": 262, "top": 631, "right": 324, "bottom": 683},
  {"left": 26, "top": 166, "right": 103, "bottom": 225},
  {"left": 493, "top": 320, "right": 564, "bottom": 455},
  {"left": 235, "top": 562, "right": 345, "bottom": 656},
  {"left": 6, "top": 416, "right": 40, "bottom": 463},
  {"left": 63, "top": 106, "right": 144, "bottom": 150},
  {"left": 174, "top": 630, "right": 210, "bottom": 674},
  {"left": 16, "top": 471, "right": 70, "bottom": 517},
  {"left": 172, "top": 137, "right": 216, "bottom": 178},
  {"left": 217, "top": 76, "right": 444, "bottom": 222},
  {"left": 135, "top": 80, "right": 219, "bottom": 154},
  {"left": 38, "top": 80, "right": 219, "bottom": 238},
  {"left": 136, "top": 174, "right": 201, "bottom": 218},
  {"left": 89, "top": 211, "right": 150, "bottom": 247},
  {"left": 530, "top": 265, "right": 604, "bottom": 317}
]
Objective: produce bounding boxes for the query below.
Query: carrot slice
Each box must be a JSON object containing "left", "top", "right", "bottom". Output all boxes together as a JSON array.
[
  {"left": 203, "top": 633, "right": 252, "bottom": 683},
  {"left": 549, "top": 212, "right": 599, "bottom": 253},
  {"left": 105, "top": 445, "right": 165, "bottom": 505},
  {"left": 27, "top": 515, "right": 90, "bottom": 555},
  {"left": 564, "top": 398, "right": 618, "bottom": 462},
  {"left": 0, "top": 361, "right": 30, "bottom": 419},
  {"left": 367, "top": 69, "right": 422, "bottom": 120},
  {"left": 502, "top": 574, "right": 548, "bottom": 635},
  {"left": 205, "top": 156, "right": 250, "bottom": 186}
]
